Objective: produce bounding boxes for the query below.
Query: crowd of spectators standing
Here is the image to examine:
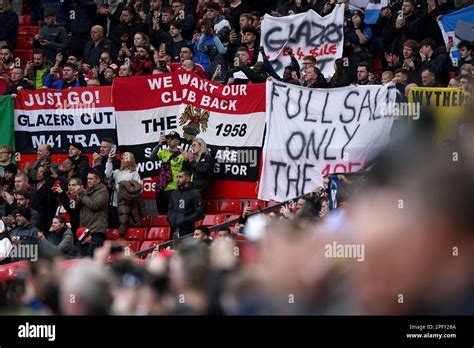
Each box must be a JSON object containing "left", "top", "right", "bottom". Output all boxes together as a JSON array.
[
  {"left": 0, "top": 0, "right": 474, "bottom": 316},
  {"left": 0, "top": 0, "right": 472, "bottom": 95}
]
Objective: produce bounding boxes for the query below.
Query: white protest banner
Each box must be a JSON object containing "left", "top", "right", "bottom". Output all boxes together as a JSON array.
[
  {"left": 258, "top": 81, "right": 397, "bottom": 202},
  {"left": 261, "top": 5, "right": 344, "bottom": 78},
  {"left": 113, "top": 72, "right": 266, "bottom": 181},
  {"left": 14, "top": 87, "right": 116, "bottom": 153}
]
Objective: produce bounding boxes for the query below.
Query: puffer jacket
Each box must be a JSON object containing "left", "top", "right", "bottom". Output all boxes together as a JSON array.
[
  {"left": 189, "top": 152, "right": 214, "bottom": 192},
  {"left": 77, "top": 183, "right": 109, "bottom": 234},
  {"left": 117, "top": 180, "right": 146, "bottom": 235}
]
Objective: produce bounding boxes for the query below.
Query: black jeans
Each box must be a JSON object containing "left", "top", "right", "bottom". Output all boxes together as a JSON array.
[
  {"left": 156, "top": 189, "right": 173, "bottom": 215},
  {"left": 90, "top": 232, "right": 106, "bottom": 256}
]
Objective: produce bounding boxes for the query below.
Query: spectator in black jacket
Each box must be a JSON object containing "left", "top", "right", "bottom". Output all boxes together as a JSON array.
[
  {"left": 83, "top": 25, "right": 112, "bottom": 68},
  {"left": 183, "top": 138, "right": 214, "bottom": 193},
  {"left": 33, "top": 8, "right": 68, "bottom": 64},
  {"left": 67, "top": 142, "right": 90, "bottom": 185},
  {"left": 345, "top": 33, "right": 373, "bottom": 82},
  {"left": 92, "top": 138, "right": 120, "bottom": 179},
  {"left": 4, "top": 67, "right": 34, "bottom": 95},
  {"left": 168, "top": 170, "right": 204, "bottom": 237},
  {"left": 52, "top": 177, "right": 81, "bottom": 238},
  {"left": 9, "top": 208, "right": 39, "bottom": 262},
  {"left": 98, "top": 0, "right": 125, "bottom": 38},
  {"left": 66, "top": 0, "right": 98, "bottom": 58},
  {"left": 2, "top": 190, "right": 41, "bottom": 230},
  {"left": 419, "top": 38, "right": 449, "bottom": 86},
  {"left": 0, "top": 0, "right": 18, "bottom": 50},
  {"left": 171, "top": 0, "right": 195, "bottom": 41},
  {"left": 303, "top": 65, "right": 328, "bottom": 88},
  {"left": 385, "top": 39, "right": 421, "bottom": 85},
  {"left": 110, "top": 6, "right": 148, "bottom": 56},
  {"left": 382, "top": 0, "right": 421, "bottom": 56}
]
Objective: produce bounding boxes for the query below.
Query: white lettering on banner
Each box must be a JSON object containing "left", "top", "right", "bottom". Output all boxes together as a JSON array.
[
  {"left": 22, "top": 90, "right": 101, "bottom": 107},
  {"left": 14, "top": 108, "right": 116, "bottom": 131},
  {"left": 261, "top": 5, "right": 344, "bottom": 78},
  {"left": 258, "top": 81, "right": 396, "bottom": 202}
]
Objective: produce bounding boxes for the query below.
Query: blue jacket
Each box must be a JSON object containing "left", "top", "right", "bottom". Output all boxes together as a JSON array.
[{"left": 44, "top": 73, "right": 84, "bottom": 89}]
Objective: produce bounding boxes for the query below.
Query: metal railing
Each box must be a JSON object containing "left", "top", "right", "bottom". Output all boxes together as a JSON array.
[{"left": 134, "top": 171, "right": 368, "bottom": 258}]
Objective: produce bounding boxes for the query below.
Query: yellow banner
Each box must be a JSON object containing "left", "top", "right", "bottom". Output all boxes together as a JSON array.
[{"left": 408, "top": 87, "right": 471, "bottom": 143}]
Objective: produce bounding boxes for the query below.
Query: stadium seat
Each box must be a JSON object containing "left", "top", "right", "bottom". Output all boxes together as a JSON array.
[
  {"left": 140, "top": 216, "right": 149, "bottom": 228},
  {"left": 150, "top": 215, "right": 169, "bottom": 227},
  {"left": 140, "top": 240, "right": 161, "bottom": 252},
  {"left": 147, "top": 227, "right": 170, "bottom": 241},
  {"left": 16, "top": 37, "right": 33, "bottom": 49},
  {"left": 13, "top": 49, "right": 33, "bottom": 65},
  {"left": 203, "top": 200, "right": 218, "bottom": 214},
  {"left": 249, "top": 200, "right": 265, "bottom": 212},
  {"left": 124, "top": 241, "right": 140, "bottom": 253},
  {"left": 235, "top": 234, "right": 247, "bottom": 241},
  {"left": 267, "top": 200, "right": 280, "bottom": 207},
  {"left": 18, "top": 15, "right": 31, "bottom": 25},
  {"left": 373, "top": 59, "right": 382, "bottom": 77},
  {"left": 17, "top": 26, "right": 39, "bottom": 36},
  {"left": 106, "top": 229, "right": 121, "bottom": 240},
  {"left": 124, "top": 227, "right": 147, "bottom": 244},
  {"left": 202, "top": 214, "right": 227, "bottom": 227},
  {"left": 195, "top": 220, "right": 202, "bottom": 228},
  {"left": 218, "top": 199, "right": 242, "bottom": 215}
]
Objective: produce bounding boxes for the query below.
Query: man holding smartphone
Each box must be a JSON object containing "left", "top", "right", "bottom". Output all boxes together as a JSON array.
[{"left": 34, "top": 8, "right": 68, "bottom": 64}]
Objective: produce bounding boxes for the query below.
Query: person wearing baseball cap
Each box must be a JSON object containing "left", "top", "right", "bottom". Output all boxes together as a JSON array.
[
  {"left": 67, "top": 142, "right": 90, "bottom": 184},
  {"left": 149, "top": 131, "right": 188, "bottom": 215},
  {"left": 9, "top": 207, "right": 40, "bottom": 262}
]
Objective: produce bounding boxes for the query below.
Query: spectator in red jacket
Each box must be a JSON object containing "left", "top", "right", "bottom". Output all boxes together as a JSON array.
[{"left": 130, "top": 45, "right": 154, "bottom": 75}]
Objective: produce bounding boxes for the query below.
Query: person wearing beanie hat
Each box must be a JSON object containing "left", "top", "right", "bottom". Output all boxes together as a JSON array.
[{"left": 9, "top": 207, "right": 40, "bottom": 262}]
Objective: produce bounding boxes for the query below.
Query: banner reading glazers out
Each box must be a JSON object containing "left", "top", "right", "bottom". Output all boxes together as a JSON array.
[
  {"left": 14, "top": 87, "right": 116, "bottom": 154},
  {"left": 113, "top": 72, "right": 266, "bottom": 182},
  {"left": 261, "top": 5, "right": 344, "bottom": 78}
]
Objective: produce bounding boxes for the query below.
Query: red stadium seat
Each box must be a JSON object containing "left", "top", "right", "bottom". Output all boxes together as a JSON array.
[
  {"left": 235, "top": 234, "right": 247, "bottom": 241},
  {"left": 249, "top": 200, "right": 265, "bottom": 212},
  {"left": 203, "top": 200, "right": 218, "bottom": 214},
  {"left": 13, "top": 49, "right": 33, "bottom": 65},
  {"left": 106, "top": 229, "right": 121, "bottom": 240},
  {"left": 124, "top": 241, "right": 140, "bottom": 253},
  {"left": 17, "top": 26, "right": 40, "bottom": 36},
  {"left": 16, "top": 37, "right": 33, "bottom": 49},
  {"left": 218, "top": 200, "right": 242, "bottom": 215},
  {"left": 373, "top": 59, "right": 383, "bottom": 77},
  {"left": 195, "top": 220, "right": 202, "bottom": 228},
  {"left": 147, "top": 227, "right": 170, "bottom": 241},
  {"left": 18, "top": 15, "right": 31, "bottom": 25},
  {"left": 267, "top": 200, "right": 280, "bottom": 207},
  {"left": 202, "top": 214, "right": 227, "bottom": 227},
  {"left": 124, "top": 227, "right": 147, "bottom": 244},
  {"left": 140, "top": 240, "right": 161, "bottom": 252},
  {"left": 150, "top": 215, "right": 169, "bottom": 227}
]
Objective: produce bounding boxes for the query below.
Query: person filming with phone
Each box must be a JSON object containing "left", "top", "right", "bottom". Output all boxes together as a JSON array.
[{"left": 33, "top": 8, "right": 68, "bottom": 65}]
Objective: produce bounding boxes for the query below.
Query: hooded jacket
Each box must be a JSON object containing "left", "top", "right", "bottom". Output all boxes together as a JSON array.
[{"left": 167, "top": 185, "right": 204, "bottom": 236}]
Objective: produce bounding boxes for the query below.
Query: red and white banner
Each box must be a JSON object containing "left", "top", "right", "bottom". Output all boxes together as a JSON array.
[
  {"left": 113, "top": 72, "right": 266, "bottom": 188},
  {"left": 14, "top": 87, "right": 116, "bottom": 154}
]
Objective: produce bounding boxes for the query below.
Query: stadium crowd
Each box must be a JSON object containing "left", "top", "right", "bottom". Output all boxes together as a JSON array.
[{"left": 0, "top": 0, "right": 473, "bottom": 315}]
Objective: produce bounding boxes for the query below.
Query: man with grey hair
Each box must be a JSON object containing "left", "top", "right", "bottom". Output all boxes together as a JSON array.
[{"left": 60, "top": 262, "right": 113, "bottom": 315}]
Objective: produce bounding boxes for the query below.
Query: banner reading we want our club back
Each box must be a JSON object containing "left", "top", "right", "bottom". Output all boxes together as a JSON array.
[{"left": 113, "top": 71, "right": 266, "bottom": 184}]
